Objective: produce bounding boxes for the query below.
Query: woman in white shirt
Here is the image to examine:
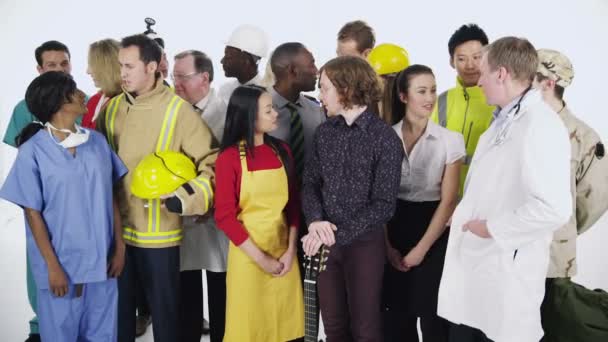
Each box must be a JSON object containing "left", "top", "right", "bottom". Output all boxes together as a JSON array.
[{"left": 383, "top": 65, "right": 465, "bottom": 342}]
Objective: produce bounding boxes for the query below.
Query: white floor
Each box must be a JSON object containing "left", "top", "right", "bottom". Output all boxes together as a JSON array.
[{"left": 0, "top": 173, "right": 606, "bottom": 341}]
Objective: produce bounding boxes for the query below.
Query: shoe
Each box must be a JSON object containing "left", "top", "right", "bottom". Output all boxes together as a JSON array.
[
  {"left": 202, "top": 318, "right": 210, "bottom": 335},
  {"left": 25, "top": 334, "right": 41, "bottom": 342},
  {"left": 135, "top": 314, "right": 152, "bottom": 337}
]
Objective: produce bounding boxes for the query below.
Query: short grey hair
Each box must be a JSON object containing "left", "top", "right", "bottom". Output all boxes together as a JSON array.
[{"left": 174, "top": 50, "right": 214, "bottom": 82}]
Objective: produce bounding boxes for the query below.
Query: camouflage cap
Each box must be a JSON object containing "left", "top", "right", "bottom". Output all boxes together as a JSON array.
[{"left": 537, "top": 49, "right": 574, "bottom": 87}]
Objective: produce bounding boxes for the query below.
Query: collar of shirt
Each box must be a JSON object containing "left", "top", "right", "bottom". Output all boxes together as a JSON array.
[
  {"left": 393, "top": 118, "right": 440, "bottom": 142},
  {"left": 123, "top": 78, "right": 167, "bottom": 105},
  {"left": 194, "top": 88, "right": 217, "bottom": 113},
  {"left": 456, "top": 76, "right": 485, "bottom": 99},
  {"left": 269, "top": 87, "right": 303, "bottom": 110},
  {"left": 493, "top": 87, "right": 538, "bottom": 121},
  {"left": 329, "top": 110, "right": 374, "bottom": 131},
  {"left": 243, "top": 73, "right": 263, "bottom": 86}
]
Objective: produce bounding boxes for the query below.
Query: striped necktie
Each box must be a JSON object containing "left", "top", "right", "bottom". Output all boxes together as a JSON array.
[{"left": 287, "top": 103, "right": 305, "bottom": 182}]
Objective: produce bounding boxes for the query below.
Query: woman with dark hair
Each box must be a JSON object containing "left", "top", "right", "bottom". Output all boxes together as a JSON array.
[
  {"left": 0, "top": 71, "right": 127, "bottom": 341},
  {"left": 383, "top": 65, "right": 465, "bottom": 342},
  {"left": 214, "top": 85, "right": 304, "bottom": 341}
]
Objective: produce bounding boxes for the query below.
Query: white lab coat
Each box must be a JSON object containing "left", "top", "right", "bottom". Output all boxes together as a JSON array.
[
  {"left": 437, "top": 90, "right": 572, "bottom": 342},
  {"left": 180, "top": 88, "right": 229, "bottom": 272}
]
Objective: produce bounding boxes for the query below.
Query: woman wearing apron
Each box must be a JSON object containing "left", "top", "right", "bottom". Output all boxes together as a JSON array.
[
  {"left": 383, "top": 65, "right": 465, "bottom": 342},
  {"left": 215, "top": 85, "right": 304, "bottom": 342}
]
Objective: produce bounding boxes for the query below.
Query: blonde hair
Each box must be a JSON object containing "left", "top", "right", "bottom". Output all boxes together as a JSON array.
[
  {"left": 88, "top": 39, "right": 122, "bottom": 97},
  {"left": 485, "top": 37, "right": 538, "bottom": 84}
]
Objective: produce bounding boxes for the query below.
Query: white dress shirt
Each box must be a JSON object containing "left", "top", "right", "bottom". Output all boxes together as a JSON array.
[{"left": 393, "top": 119, "right": 465, "bottom": 202}]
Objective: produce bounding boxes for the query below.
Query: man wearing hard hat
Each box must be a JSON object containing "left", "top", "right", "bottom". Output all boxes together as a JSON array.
[
  {"left": 218, "top": 24, "right": 269, "bottom": 103},
  {"left": 430, "top": 24, "right": 495, "bottom": 197},
  {"left": 100, "top": 34, "right": 216, "bottom": 342}
]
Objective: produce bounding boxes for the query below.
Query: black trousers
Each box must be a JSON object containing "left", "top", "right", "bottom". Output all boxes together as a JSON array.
[
  {"left": 207, "top": 271, "right": 227, "bottom": 342},
  {"left": 384, "top": 310, "right": 449, "bottom": 342},
  {"left": 449, "top": 323, "right": 494, "bottom": 342},
  {"left": 179, "top": 269, "right": 227, "bottom": 342},
  {"left": 135, "top": 280, "right": 150, "bottom": 316},
  {"left": 118, "top": 246, "right": 180, "bottom": 342},
  {"left": 179, "top": 270, "right": 203, "bottom": 342}
]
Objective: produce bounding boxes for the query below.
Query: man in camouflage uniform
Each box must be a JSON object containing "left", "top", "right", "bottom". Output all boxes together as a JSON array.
[{"left": 533, "top": 48, "right": 608, "bottom": 338}]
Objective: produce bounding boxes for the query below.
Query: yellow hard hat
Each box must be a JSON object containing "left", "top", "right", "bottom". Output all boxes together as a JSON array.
[
  {"left": 130, "top": 151, "right": 197, "bottom": 199},
  {"left": 367, "top": 43, "right": 410, "bottom": 76}
]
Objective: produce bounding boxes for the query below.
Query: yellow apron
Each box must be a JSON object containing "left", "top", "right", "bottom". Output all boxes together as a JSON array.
[{"left": 223, "top": 146, "right": 304, "bottom": 342}]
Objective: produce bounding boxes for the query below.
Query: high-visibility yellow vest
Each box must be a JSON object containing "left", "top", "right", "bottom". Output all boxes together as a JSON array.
[{"left": 431, "top": 79, "right": 495, "bottom": 196}]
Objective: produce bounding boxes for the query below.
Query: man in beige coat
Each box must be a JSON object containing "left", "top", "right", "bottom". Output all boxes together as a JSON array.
[
  {"left": 102, "top": 34, "right": 216, "bottom": 342},
  {"left": 533, "top": 48, "right": 608, "bottom": 337}
]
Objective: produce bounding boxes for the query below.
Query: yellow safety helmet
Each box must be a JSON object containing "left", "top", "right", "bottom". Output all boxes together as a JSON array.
[
  {"left": 367, "top": 43, "right": 410, "bottom": 76},
  {"left": 130, "top": 151, "right": 197, "bottom": 199}
]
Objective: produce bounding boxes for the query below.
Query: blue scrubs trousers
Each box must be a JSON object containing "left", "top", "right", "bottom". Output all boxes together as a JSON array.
[{"left": 37, "top": 279, "right": 117, "bottom": 342}]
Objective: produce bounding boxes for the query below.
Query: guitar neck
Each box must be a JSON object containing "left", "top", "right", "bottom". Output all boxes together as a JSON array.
[{"left": 304, "top": 278, "right": 319, "bottom": 342}]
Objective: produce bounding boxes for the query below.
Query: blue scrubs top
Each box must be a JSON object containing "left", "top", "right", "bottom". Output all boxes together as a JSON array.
[{"left": 0, "top": 128, "right": 127, "bottom": 289}]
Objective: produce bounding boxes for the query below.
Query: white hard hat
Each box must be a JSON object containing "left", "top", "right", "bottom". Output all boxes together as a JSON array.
[{"left": 225, "top": 25, "right": 269, "bottom": 58}]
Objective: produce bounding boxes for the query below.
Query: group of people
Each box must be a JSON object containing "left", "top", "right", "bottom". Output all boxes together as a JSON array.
[{"left": 1, "top": 18, "right": 607, "bottom": 342}]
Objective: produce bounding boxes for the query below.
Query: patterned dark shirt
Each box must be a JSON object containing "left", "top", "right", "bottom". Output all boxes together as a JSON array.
[{"left": 302, "top": 110, "right": 404, "bottom": 245}]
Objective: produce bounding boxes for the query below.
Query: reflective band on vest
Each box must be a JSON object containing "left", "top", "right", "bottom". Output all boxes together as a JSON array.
[
  {"left": 123, "top": 227, "right": 183, "bottom": 244},
  {"left": 105, "top": 94, "right": 125, "bottom": 151},
  {"left": 107, "top": 94, "right": 187, "bottom": 243},
  {"left": 156, "top": 96, "right": 184, "bottom": 152},
  {"left": 190, "top": 176, "right": 212, "bottom": 213},
  {"left": 437, "top": 92, "right": 448, "bottom": 128}
]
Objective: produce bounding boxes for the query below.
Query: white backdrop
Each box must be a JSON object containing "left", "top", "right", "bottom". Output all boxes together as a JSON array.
[{"left": 1, "top": 0, "right": 607, "bottom": 340}]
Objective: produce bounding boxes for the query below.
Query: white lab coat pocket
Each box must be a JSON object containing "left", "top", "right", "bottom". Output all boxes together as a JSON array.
[{"left": 458, "top": 231, "right": 495, "bottom": 271}]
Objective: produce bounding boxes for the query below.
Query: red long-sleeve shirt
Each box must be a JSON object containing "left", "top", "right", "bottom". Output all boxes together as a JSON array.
[
  {"left": 214, "top": 143, "right": 300, "bottom": 246},
  {"left": 82, "top": 92, "right": 109, "bottom": 130}
]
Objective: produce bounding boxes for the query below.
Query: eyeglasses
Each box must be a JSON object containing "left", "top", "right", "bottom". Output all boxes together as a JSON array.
[{"left": 170, "top": 71, "right": 201, "bottom": 82}]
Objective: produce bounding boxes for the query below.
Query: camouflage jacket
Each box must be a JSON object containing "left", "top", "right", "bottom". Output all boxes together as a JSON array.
[{"left": 548, "top": 105, "right": 607, "bottom": 277}]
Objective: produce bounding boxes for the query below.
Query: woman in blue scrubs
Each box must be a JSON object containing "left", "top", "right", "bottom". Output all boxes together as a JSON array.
[{"left": 0, "top": 71, "right": 127, "bottom": 341}]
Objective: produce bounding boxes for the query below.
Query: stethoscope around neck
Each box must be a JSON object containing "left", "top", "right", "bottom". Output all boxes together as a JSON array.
[{"left": 492, "top": 85, "right": 533, "bottom": 146}]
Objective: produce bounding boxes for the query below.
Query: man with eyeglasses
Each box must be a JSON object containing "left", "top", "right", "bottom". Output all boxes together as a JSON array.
[
  {"left": 172, "top": 50, "right": 228, "bottom": 342},
  {"left": 218, "top": 25, "right": 269, "bottom": 103}
]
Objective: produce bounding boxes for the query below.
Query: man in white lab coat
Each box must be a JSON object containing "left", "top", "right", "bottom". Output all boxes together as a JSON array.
[
  {"left": 172, "top": 50, "right": 228, "bottom": 342},
  {"left": 437, "top": 37, "right": 572, "bottom": 342}
]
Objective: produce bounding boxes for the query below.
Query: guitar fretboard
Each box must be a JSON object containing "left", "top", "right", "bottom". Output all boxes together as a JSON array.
[{"left": 304, "top": 279, "right": 319, "bottom": 342}]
